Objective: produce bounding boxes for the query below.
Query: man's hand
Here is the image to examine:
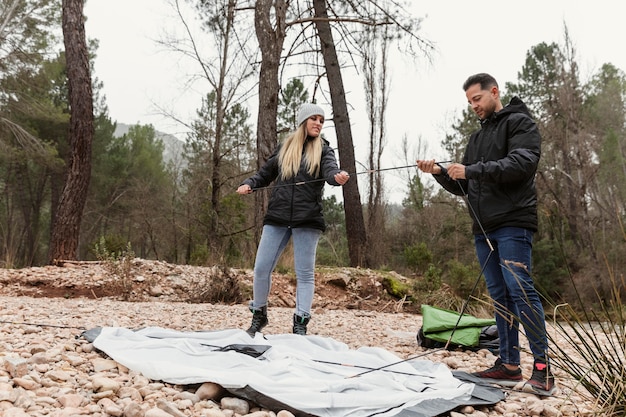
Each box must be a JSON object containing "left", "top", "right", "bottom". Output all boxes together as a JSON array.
[{"left": 446, "top": 163, "right": 466, "bottom": 180}]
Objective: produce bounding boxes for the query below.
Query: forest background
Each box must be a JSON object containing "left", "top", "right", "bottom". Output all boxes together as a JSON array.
[{"left": 1, "top": 0, "right": 625, "bottom": 307}]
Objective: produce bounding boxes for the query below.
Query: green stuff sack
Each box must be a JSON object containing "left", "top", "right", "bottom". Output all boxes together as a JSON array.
[{"left": 420, "top": 304, "right": 496, "bottom": 348}]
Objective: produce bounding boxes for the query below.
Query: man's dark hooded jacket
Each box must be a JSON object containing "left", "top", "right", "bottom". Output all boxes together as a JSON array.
[
  {"left": 433, "top": 96, "right": 541, "bottom": 235},
  {"left": 242, "top": 137, "right": 342, "bottom": 232}
]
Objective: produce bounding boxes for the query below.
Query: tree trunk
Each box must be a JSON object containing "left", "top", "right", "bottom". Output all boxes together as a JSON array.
[
  {"left": 49, "top": 0, "right": 94, "bottom": 263},
  {"left": 253, "top": 0, "right": 286, "bottom": 240},
  {"left": 313, "top": 0, "right": 367, "bottom": 267},
  {"left": 210, "top": 0, "right": 235, "bottom": 249},
  {"left": 363, "top": 23, "right": 390, "bottom": 268}
]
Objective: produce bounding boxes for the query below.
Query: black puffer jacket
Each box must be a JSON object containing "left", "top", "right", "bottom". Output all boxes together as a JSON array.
[
  {"left": 434, "top": 97, "right": 541, "bottom": 234},
  {"left": 242, "top": 138, "right": 342, "bottom": 232}
]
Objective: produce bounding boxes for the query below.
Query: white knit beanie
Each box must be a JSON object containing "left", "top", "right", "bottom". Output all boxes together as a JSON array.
[{"left": 296, "top": 103, "right": 325, "bottom": 126}]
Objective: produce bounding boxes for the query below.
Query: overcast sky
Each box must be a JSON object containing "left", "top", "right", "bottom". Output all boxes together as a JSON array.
[{"left": 83, "top": 0, "right": 625, "bottom": 202}]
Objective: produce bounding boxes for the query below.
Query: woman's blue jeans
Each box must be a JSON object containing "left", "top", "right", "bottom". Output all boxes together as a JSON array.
[
  {"left": 475, "top": 227, "right": 549, "bottom": 366},
  {"left": 250, "top": 225, "right": 322, "bottom": 317}
]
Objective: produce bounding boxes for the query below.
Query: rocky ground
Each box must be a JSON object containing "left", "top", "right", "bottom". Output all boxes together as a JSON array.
[{"left": 0, "top": 259, "right": 597, "bottom": 416}]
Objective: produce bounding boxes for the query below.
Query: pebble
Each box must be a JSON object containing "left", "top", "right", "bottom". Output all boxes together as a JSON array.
[
  {"left": 124, "top": 401, "right": 144, "bottom": 417},
  {"left": 92, "top": 376, "right": 121, "bottom": 393},
  {"left": 203, "top": 409, "right": 227, "bottom": 417},
  {"left": 0, "top": 295, "right": 599, "bottom": 416},
  {"left": 146, "top": 408, "right": 174, "bottom": 417},
  {"left": 197, "top": 381, "right": 226, "bottom": 400},
  {"left": 221, "top": 397, "right": 250, "bottom": 414}
]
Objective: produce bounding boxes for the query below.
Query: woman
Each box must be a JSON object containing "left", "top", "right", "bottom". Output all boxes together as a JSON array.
[{"left": 237, "top": 103, "right": 350, "bottom": 336}]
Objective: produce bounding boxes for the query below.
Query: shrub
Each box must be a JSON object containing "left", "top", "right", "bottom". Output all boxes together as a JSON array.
[
  {"left": 93, "top": 236, "right": 135, "bottom": 300},
  {"left": 532, "top": 238, "right": 568, "bottom": 297},
  {"left": 403, "top": 242, "right": 433, "bottom": 273},
  {"left": 189, "top": 244, "right": 210, "bottom": 266},
  {"left": 413, "top": 264, "right": 442, "bottom": 293},
  {"left": 185, "top": 266, "right": 244, "bottom": 304},
  {"left": 444, "top": 259, "right": 485, "bottom": 299},
  {"left": 91, "top": 234, "right": 129, "bottom": 258}
]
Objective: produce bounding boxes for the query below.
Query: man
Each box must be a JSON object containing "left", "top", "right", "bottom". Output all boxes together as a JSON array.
[{"left": 417, "top": 73, "right": 555, "bottom": 396}]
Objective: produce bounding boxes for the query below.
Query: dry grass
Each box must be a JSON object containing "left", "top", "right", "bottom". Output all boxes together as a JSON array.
[{"left": 545, "top": 263, "right": 626, "bottom": 416}]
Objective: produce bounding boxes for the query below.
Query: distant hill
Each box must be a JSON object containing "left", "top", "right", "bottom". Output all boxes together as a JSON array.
[{"left": 114, "top": 123, "right": 185, "bottom": 166}]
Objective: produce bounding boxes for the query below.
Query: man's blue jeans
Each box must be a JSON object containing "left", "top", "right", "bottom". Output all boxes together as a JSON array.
[
  {"left": 250, "top": 225, "right": 322, "bottom": 317},
  {"left": 475, "top": 227, "right": 549, "bottom": 366}
]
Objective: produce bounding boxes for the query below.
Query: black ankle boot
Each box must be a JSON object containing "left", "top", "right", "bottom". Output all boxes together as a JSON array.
[
  {"left": 246, "top": 306, "right": 268, "bottom": 336},
  {"left": 292, "top": 313, "right": 310, "bottom": 335}
]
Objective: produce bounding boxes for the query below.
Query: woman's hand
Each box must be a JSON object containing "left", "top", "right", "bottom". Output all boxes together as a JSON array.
[
  {"left": 334, "top": 171, "right": 350, "bottom": 185},
  {"left": 236, "top": 184, "right": 253, "bottom": 194}
]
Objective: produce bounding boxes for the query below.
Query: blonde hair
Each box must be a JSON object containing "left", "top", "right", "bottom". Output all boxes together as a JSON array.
[{"left": 278, "top": 123, "right": 322, "bottom": 179}]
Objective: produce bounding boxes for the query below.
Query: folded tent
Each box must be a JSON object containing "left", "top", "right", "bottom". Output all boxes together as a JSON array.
[{"left": 420, "top": 304, "right": 496, "bottom": 348}]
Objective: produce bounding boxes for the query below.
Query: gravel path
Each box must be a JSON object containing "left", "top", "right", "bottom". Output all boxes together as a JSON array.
[{"left": 0, "top": 294, "right": 597, "bottom": 417}]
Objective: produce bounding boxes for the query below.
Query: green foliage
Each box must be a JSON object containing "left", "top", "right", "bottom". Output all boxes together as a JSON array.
[
  {"left": 402, "top": 174, "right": 425, "bottom": 209},
  {"left": 278, "top": 79, "right": 309, "bottom": 133},
  {"left": 393, "top": 187, "right": 476, "bottom": 278},
  {"left": 317, "top": 195, "right": 349, "bottom": 266},
  {"left": 92, "top": 236, "right": 136, "bottom": 301},
  {"left": 505, "top": 41, "right": 565, "bottom": 121},
  {"left": 443, "top": 259, "right": 483, "bottom": 299},
  {"left": 584, "top": 63, "right": 626, "bottom": 134},
  {"left": 217, "top": 192, "right": 252, "bottom": 263},
  {"left": 275, "top": 263, "right": 292, "bottom": 275},
  {"left": 184, "top": 91, "right": 255, "bottom": 179},
  {"left": 189, "top": 244, "right": 210, "bottom": 266},
  {"left": 317, "top": 234, "right": 349, "bottom": 266},
  {"left": 402, "top": 242, "right": 432, "bottom": 273},
  {"left": 92, "top": 235, "right": 129, "bottom": 258},
  {"left": 597, "top": 130, "right": 626, "bottom": 201},
  {"left": 181, "top": 91, "right": 255, "bottom": 264},
  {"left": 0, "top": 49, "right": 68, "bottom": 266},
  {"left": 532, "top": 238, "right": 568, "bottom": 297},
  {"left": 413, "top": 264, "right": 443, "bottom": 293},
  {"left": 440, "top": 107, "right": 479, "bottom": 161},
  {"left": 82, "top": 122, "right": 174, "bottom": 260},
  {"left": 0, "top": 0, "right": 60, "bottom": 74}
]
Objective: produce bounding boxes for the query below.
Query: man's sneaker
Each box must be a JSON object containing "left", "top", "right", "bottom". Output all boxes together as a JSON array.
[
  {"left": 246, "top": 306, "right": 268, "bottom": 337},
  {"left": 522, "top": 362, "right": 556, "bottom": 396},
  {"left": 471, "top": 358, "right": 523, "bottom": 387}
]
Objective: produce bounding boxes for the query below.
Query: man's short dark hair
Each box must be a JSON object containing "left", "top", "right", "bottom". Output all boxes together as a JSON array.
[{"left": 463, "top": 73, "right": 498, "bottom": 92}]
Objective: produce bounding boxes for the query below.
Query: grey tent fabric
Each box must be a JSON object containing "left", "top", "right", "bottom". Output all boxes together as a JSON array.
[{"left": 89, "top": 327, "right": 504, "bottom": 417}]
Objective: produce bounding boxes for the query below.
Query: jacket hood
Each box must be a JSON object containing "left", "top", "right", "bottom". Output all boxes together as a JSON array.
[
  {"left": 482, "top": 96, "right": 532, "bottom": 125},
  {"left": 500, "top": 96, "right": 532, "bottom": 117}
]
